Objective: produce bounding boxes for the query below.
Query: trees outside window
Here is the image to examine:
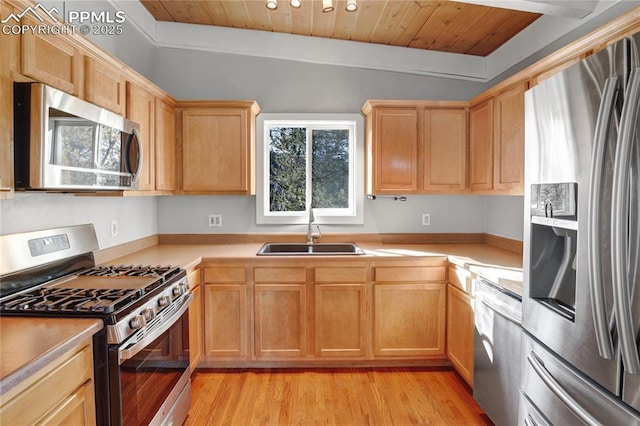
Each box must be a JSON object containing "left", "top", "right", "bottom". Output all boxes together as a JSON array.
[{"left": 259, "top": 117, "right": 362, "bottom": 224}]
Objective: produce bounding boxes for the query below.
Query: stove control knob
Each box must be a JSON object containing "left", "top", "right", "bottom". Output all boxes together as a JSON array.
[
  {"left": 142, "top": 308, "right": 155, "bottom": 321},
  {"left": 158, "top": 295, "right": 171, "bottom": 307},
  {"left": 172, "top": 285, "right": 183, "bottom": 297},
  {"left": 129, "top": 315, "right": 145, "bottom": 330}
]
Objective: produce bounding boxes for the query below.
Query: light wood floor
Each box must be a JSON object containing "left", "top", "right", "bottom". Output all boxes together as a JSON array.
[{"left": 185, "top": 367, "right": 492, "bottom": 425}]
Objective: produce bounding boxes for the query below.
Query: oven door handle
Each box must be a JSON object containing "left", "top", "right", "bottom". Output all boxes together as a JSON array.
[{"left": 118, "top": 293, "right": 193, "bottom": 364}]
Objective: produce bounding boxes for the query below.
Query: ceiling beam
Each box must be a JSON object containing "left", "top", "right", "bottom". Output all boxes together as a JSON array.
[{"left": 452, "top": 0, "right": 596, "bottom": 18}]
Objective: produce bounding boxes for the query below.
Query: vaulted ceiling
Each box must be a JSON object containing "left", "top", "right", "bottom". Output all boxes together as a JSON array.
[{"left": 140, "top": 0, "right": 541, "bottom": 57}]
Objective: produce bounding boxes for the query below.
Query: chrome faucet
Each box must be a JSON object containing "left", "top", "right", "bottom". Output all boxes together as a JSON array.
[{"left": 307, "top": 207, "right": 321, "bottom": 244}]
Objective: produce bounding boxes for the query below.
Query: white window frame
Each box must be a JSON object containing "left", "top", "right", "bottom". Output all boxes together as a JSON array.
[{"left": 256, "top": 113, "right": 364, "bottom": 225}]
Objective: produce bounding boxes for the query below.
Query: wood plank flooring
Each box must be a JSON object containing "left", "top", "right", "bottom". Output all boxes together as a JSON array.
[{"left": 185, "top": 367, "right": 492, "bottom": 425}]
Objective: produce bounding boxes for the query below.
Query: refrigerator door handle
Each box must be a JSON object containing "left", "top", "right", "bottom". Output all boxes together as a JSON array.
[
  {"left": 588, "top": 75, "right": 619, "bottom": 360},
  {"left": 527, "top": 351, "right": 600, "bottom": 426},
  {"left": 612, "top": 67, "right": 640, "bottom": 375}
]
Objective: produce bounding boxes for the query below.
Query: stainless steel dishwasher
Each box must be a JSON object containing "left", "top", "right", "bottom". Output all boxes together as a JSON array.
[{"left": 473, "top": 277, "right": 523, "bottom": 426}]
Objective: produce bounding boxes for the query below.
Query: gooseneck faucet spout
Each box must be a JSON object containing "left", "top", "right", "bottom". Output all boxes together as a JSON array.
[{"left": 307, "top": 208, "right": 321, "bottom": 244}]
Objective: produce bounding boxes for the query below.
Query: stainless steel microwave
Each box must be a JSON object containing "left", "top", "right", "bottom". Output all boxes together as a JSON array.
[{"left": 13, "top": 83, "right": 142, "bottom": 191}]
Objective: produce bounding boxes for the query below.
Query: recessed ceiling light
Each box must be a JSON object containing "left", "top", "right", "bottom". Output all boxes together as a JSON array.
[
  {"left": 322, "top": 0, "right": 334, "bottom": 13},
  {"left": 265, "top": 0, "right": 278, "bottom": 10},
  {"left": 345, "top": 0, "right": 357, "bottom": 12}
]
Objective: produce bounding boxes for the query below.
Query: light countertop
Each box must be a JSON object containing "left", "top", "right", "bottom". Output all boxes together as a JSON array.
[
  {"left": 0, "top": 317, "right": 103, "bottom": 396},
  {"left": 106, "top": 242, "right": 523, "bottom": 295}
]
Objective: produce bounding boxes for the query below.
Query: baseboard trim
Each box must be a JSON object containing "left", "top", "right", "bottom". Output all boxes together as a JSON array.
[
  {"left": 158, "top": 233, "right": 485, "bottom": 245},
  {"left": 483, "top": 233, "right": 523, "bottom": 255},
  {"left": 94, "top": 235, "right": 158, "bottom": 265}
]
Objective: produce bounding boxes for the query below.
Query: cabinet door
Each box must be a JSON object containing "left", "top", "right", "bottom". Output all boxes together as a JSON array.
[
  {"left": 373, "top": 283, "right": 446, "bottom": 357},
  {"left": 372, "top": 108, "right": 419, "bottom": 193},
  {"left": 493, "top": 82, "right": 527, "bottom": 194},
  {"left": 38, "top": 381, "right": 96, "bottom": 425},
  {"left": 155, "top": 99, "right": 176, "bottom": 192},
  {"left": 447, "top": 283, "right": 474, "bottom": 386},
  {"left": 188, "top": 282, "right": 202, "bottom": 371},
  {"left": 126, "top": 83, "right": 155, "bottom": 191},
  {"left": 469, "top": 99, "right": 494, "bottom": 192},
  {"left": 21, "top": 18, "right": 82, "bottom": 96},
  {"left": 0, "top": 2, "right": 19, "bottom": 198},
  {"left": 85, "top": 56, "right": 126, "bottom": 115},
  {"left": 0, "top": 343, "right": 94, "bottom": 425},
  {"left": 254, "top": 284, "right": 307, "bottom": 359},
  {"left": 315, "top": 284, "right": 367, "bottom": 358},
  {"left": 423, "top": 109, "right": 467, "bottom": 192},
  {"left": 182, "top": 108, "right": 252, "bottom": 194},
  {"left": 203, "top": 284, "right": 248, "bottom": 359}
]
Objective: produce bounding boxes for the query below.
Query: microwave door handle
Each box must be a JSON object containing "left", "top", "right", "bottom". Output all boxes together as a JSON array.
[
  {"left": 588, "top": 76, "right": 619, "bottom": 360},
  {"left": 612, "top": 67, "right": 640, "bottom": 375},
  {"left": 126, "top": 128, "right": 143, "bottom": 182}
]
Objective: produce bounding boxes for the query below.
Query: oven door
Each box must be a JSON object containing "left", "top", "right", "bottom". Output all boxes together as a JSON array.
[{"left": 109, "top": 294, "right": 193, "bottom": 426}]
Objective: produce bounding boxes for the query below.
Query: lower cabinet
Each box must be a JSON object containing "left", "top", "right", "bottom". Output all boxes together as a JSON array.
[
  {"left": 314, "top": 265, "right": 368, "bottom": 358},
  {"left": 447, "top": 266, "right": 476, "bottom": 386},
  {"left": 252, "top": 266, "right": 307, "bottom": 359},
  {"left": 254, "top": 284, "right": 307, "bottom": 359},
  {"left": 202, "top": 266, "right": 249, "bottom": 360},
  {"left": 187, "top": 268, "right": 202, "bottom": 371},
  {"left": 0, "top": 339, "right": 96, "bottom": 425},
  {"left": 198, "top": 260, "right": 453, "bottom": 364},
  {"left": 373, "top": 282, "right": 446, "bottom": 357}
]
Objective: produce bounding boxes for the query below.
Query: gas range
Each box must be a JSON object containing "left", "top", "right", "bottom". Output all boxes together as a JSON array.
[
  {"left": 0, "top": 264, "right": 189, "bottom": 344},
  {"left": 0, "top": 225, "right": 193, "bottom": 426}
]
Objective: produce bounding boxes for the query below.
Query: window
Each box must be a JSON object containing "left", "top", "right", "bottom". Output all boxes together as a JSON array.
[{"left": 257, "top": 114, "right": 364, "bottom": 225}]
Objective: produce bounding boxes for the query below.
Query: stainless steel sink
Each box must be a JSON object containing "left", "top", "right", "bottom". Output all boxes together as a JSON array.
[{"left": 257, "top": 242, "right": 365, "bottom": 256}]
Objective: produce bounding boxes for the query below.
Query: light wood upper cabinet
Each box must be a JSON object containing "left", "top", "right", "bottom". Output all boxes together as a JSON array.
[
  {"left": 370, "top": 107, "right": 419, "bottom": 193},
  {"left": 126, "top": 83, "right": 155, "bottom": 191},
  {"left": 85, "top": 56, "right": 126, "bottom": 115},
  {"left": 469, "top": 81, "right": 527, "bottom": 195},
  {"left": 21, "top": 17, "right": 82, "bottom": 96},
  {"left": 362, "top": 101, "right": 468, "bottom": 195},
  {"left": 423, "top": 109, "right": 467, "bottom": 192},
  {"left": 155, "top": 98, "right": 176, "bottom": 192},
  {"left": 0, "top": 1, "right": 19, "bottom": 198},
  {"left": 469, "top": 99, "right": 494, "bottom": 192},
  {"left": 179, "top": 101, "right": 260, "bottom": 195},
  {"left": 493, "top": 82, "right": 527, "bottom": 193}
]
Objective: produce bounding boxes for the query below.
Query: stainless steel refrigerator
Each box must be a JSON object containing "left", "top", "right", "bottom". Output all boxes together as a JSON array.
[{"left": 521, "top": 32, "right": 640, "bottom": 424}]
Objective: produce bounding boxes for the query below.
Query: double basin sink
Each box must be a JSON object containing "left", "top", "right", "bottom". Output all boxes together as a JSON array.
[{"left": 257, "top": 242, "right": 365, "bottom": 256}]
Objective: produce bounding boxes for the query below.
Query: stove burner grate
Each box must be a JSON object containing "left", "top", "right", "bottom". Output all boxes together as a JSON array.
[{"left": 0, "top": 287, "right": 140, "bottom": 314}]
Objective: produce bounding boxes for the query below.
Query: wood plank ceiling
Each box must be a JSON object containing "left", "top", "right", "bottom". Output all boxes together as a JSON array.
[{"left": 140, "top": 0, "right": 541, "bottom": 57}]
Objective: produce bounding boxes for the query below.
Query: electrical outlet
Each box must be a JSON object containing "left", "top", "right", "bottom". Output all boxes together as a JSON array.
[
  {"left": 209, "top": 214, "right": 222, "bottom": 228},
  {"left": 110, "top": 219, "right": 118, "bottom": 237},
  {"left": 422, "top": 214, "right": 430, "bottom": 226}
]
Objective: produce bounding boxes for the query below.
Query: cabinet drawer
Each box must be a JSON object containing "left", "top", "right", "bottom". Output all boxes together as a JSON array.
[
  {"left": 204, "top": 267, "right": 246, "bottom": 283},
  {"left": 448, "top": 266, "right": 474, "bottom": 295},
  {"left": 1, "top": 343, "right": 93, "bottom": 424},
  {"left": 315, "top": 267, "right": 367, "bottom": 283},
  {"left": 374, "top": 266, "right": 446, "bottom": 282},
  {"left": 254, "top": 267, "right": 306, "bottom": 283},
  {"left": 187, "top": 269, "right": 201, "bottom": 288}
]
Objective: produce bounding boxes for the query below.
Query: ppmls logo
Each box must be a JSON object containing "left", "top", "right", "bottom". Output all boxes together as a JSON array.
[
  {"left": 2, "top": 3, "right": 75, "bottom": 35},
  {"left": 1, "top": 3, "right": 59, "bottom": 24}
]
